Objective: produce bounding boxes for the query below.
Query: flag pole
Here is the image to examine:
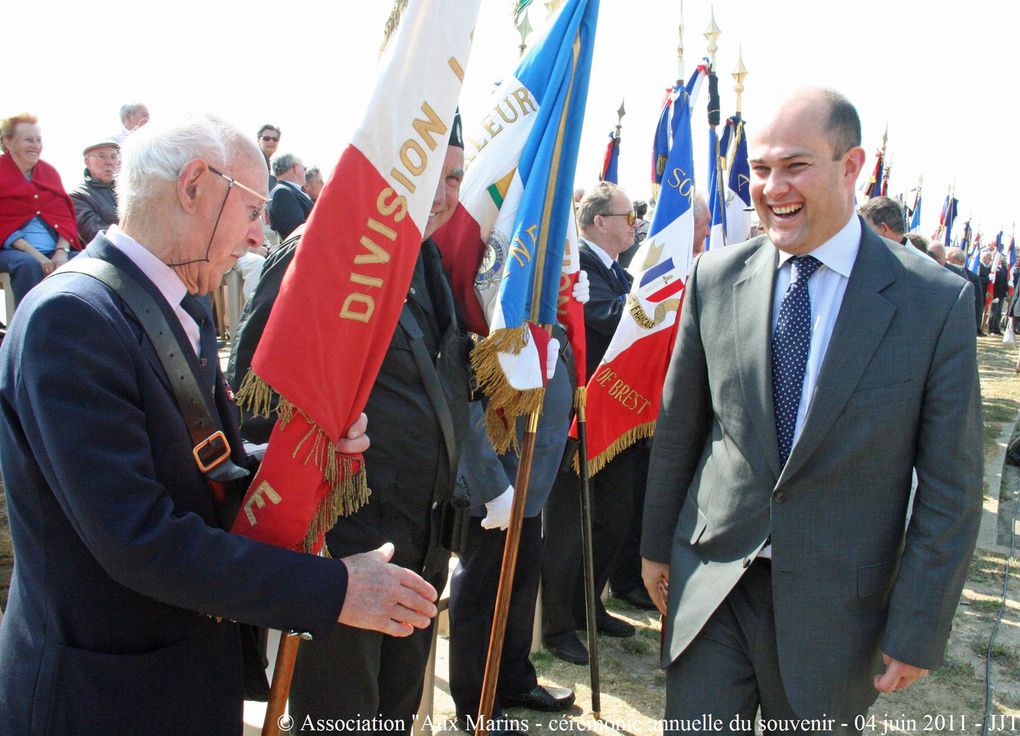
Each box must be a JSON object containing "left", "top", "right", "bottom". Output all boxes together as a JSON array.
[
  {"left": 704, "top": 8, "right": 723, "bottom": 245},
  {"left": 262, "top": 630, "right": 311, "bottom": 736},
  {"left": 573, "top": 386, "right": 602, "bottom": 717},
  {"left": 476, "top": 379, "right": 546, "bottom": 735}
]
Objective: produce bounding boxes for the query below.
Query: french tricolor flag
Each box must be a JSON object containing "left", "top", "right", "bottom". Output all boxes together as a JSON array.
[
  {"left": 232, "top": 0, "right": 479, "bottom": 552},
  {"left": 575, "top": 66, "right": 703, "bottom": 475},
  {"left": 434, "top": 0, "right": 599, "bottom": 452}
]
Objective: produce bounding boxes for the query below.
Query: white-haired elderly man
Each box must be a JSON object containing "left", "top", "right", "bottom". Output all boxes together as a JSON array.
[{"left": 0, "top": 114, "right": 438, "bottom": 735}]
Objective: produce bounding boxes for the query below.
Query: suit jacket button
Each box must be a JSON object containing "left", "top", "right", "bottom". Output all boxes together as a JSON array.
[
  {"left": 742, "top": 557, "right": 752, "bottom": 568},
  {"left": 772, "top": 490, "right": 788, "bottom": 504}
]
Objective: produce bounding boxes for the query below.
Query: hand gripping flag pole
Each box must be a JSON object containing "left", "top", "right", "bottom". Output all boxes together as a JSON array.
[{"left": 237, "top": 2, "right": 479, "bottom": 732}]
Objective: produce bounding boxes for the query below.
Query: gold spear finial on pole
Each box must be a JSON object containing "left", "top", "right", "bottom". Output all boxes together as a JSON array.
[
  {"left": 616, "top": 99, "right": 626, "bottom": 130},
  {"left": 677, "top": 8, "right": 685, "bottom": 84},
  {"left": 732, "top": 45, "right": 748, "bottom": 114},
  {"left": 517, "top": 10, "right": 533, "bottom": 57},
  {"left": 704, "top": 6, "right": 721, "bottom": 69}
]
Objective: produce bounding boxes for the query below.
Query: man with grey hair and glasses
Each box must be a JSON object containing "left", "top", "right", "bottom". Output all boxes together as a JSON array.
[
  {"left": 0, "top": 114, "right": 438, "bottom": 734},
  {"left": 269, "top": 151, "right": 313, "bottom": 239}
]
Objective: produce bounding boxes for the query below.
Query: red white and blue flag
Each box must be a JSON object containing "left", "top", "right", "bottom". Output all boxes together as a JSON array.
[
  {"left": 232, "top": 0, "right": 478, "bottom": 552},
  {"left": 600, "top": 129, "right": 620, "bottom": 183},
  {"left": 434, "top": 0, "right": 599, "bottom": 451},
  {"left": 575, "top": 69, "right": 702, "bottom": 474}
]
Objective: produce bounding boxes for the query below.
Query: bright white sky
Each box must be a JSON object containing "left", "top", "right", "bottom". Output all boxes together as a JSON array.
[{"left": 9, "top": 0, "right": 1017, "bottom": 242}]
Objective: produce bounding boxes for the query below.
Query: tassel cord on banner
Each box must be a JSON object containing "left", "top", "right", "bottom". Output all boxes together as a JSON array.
[{"left": 574, "top": 386, "right": 601, "bottom": 718}]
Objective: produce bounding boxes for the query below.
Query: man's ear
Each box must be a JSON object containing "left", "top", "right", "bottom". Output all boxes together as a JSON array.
[
  {"left": 177, "top": 159, "right": 209, "bottom": 214},
  {"left": 844, "top": 146, "right": 866, "bottom": 183}
]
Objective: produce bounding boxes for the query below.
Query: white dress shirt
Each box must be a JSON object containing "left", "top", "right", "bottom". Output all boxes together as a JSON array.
[{"left": 581, "top": 237, "right": 615, "bottom": 269}]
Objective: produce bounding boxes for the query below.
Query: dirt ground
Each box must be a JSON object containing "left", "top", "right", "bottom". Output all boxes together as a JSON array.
[{"left": 2, "top": 338, "right": 1019, "bottom": 736}]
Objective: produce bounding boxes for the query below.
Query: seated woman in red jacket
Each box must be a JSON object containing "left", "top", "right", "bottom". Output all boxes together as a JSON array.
[{"left": 0, "top": 112, "right": 79, "bottom": 308}]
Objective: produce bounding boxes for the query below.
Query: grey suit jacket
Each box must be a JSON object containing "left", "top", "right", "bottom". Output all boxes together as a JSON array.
[{"left": 642, "top": 220, "right": 983, "bottom": 720}]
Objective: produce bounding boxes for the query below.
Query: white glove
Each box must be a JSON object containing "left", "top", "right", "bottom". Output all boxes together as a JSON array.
[
  {"left": 481, "top": 485, "right": 514, "bottom": 530},
  {"left": 546, "top": 338, "right": 560, "bottom": 381},
  {"left": 572, "top": 270, "right": 590, "bottom": 304}
]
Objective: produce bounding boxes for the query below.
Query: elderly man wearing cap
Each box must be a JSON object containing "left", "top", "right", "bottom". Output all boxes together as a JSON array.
[{"left": 70, "top": 139, "right": 121, "bottom": 245}]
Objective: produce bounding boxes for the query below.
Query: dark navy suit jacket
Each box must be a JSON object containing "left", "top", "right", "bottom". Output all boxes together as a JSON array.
[
  {"left": 0, "top": 235, "right": 346, "bottom": 735},
  {"left": 579, "top": 240, "right": 632, "bottom": 380},
  {"left": 268, "top": 180, "right": 313, "bottom": 240}
]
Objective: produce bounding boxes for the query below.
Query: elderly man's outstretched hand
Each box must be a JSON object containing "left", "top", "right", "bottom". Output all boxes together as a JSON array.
[{"left": 338, "top": 543, "right": 438, "bottom": 637}]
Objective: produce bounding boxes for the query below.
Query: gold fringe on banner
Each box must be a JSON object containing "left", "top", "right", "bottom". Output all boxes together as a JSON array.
[
  {"left": 471, "top": 326, "right": 547, "bottom": 453},
  {"left": 302, "top": 454, "right": 369, "bottom": 554},
  {"left": 574, "top": 420, "right": 657, "bottom": 478},
  {"left": 235, "top": 368, "right": 371, "bottom": 544},
  {"left": 380, "top": 0, "right": 409, "bottom": 55}
]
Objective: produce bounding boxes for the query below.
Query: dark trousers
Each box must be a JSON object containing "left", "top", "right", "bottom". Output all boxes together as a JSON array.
[
  {"left": 609, "top": 442, "right": 650, "bottom": 596},
  {"left": 289, "top": 522, "right": 449, "bottom": 736},
  {"left": 449, "top": 515, "right": 543, "bottom": 719},
  {"left": 541, "top": 445, "right": 635, "bottom": 644},
  {"left": 0, "top": 248, "right": 45, "bottom": 308},
  {"left": 290, "top": 619, "right": 436, "bottom": 734},
  {"left": 664, "top": 560, "right": 858, "bottom": 736},
  {"left": 989, "top": 298, "right": 1004, "bottom": 333}
]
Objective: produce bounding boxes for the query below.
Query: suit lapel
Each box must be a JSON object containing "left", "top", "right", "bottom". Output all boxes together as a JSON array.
[
  {"left": 87, "top": 236, "right": 210, "bottom": 401},
  {"left": 580, "top": 241, "right": 628, "bottom": 296},
  {"left": 778, "top": 227, "right": 898, "bottom": 485},
  {"left": 732, "top": 240, "right": 782, "bottom": 478}
]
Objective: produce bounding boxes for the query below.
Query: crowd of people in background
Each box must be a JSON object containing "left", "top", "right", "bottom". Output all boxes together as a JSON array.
[{"left": 0, "top": 108, "right": 326, "bottom": 322}]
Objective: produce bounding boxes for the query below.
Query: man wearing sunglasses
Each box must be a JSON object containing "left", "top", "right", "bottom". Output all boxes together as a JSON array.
[
  {"left": 0, "top": 114, "right": 439, "bottom": 734},
  {"left": 542, "top": 181, "right": 640, "bottom": 665},
  {"left": 257, "top": 123, "right": 281, "bottom": 189}
]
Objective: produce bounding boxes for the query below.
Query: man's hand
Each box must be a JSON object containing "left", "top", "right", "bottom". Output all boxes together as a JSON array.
[
  {"left": 481, "top": 485, "right": 514, "bottom": 531},
  {"left": 50, "top": 249, "right": 69, "bottom": 269},
  {"left": 572, "top": 270, "right": 590, "bottom": 304},
  {"left": 545, "top": 338, "right": 560, "bottom": 382},
  {"left": 336, "top": 412, "right": 369, "bottom": 454},
  {"left": 874, "top": 654, "right": 928, "bottom": 693},
  {"left": 642, "top": 558, "right": 670, "bottom": 616},
  {"left": 338, "top": 543, "right": 438, "bottom": 636}
]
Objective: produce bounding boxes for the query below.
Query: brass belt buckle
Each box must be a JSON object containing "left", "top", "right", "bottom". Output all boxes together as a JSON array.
[{"left": 193, "top": 430, "right": 231, "bottom": 473}]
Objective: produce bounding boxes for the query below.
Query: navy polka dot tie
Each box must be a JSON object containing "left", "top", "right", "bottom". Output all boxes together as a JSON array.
[{"left": 771, "top": 255, "right": 822, "bottom": 466}]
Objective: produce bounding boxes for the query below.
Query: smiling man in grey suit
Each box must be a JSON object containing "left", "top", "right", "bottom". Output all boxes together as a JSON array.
[{"left": 641, "top": 88, "right": 983, "bottom": 733}]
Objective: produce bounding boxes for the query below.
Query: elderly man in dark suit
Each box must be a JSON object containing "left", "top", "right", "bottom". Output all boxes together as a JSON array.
[
  {"left": 541, "top": 181, "right": 639, "bottom": 665},
  {"left": 642, "top": 88, "right": 982, "bottom": 733},
  {"left": 0, "top": 115, "right": 438, "bottom": 735},
  {"left": 268, "top": 152, "right": 314, "bottom": 239}
]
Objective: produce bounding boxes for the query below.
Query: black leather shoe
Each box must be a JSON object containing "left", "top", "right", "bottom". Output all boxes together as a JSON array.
[
  {"left": 613, "top": 587, "right": 657, "bottom": 611},
  {"left": 544, "top": 634, "right": 589, "bottom": 665},
  {"left": 502, "top": 684, "right": 576, "bottom": 712},
  {"left": 594, "top": 613, "right": 635, "bottom": 638}
]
